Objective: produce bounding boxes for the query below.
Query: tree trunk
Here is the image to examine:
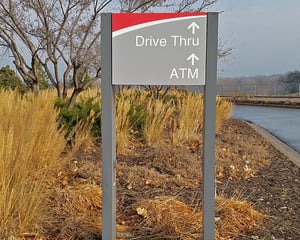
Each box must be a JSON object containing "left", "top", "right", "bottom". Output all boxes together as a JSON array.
[
  {"left": 63, "top": 86, "right": 68, "bottom": 99},
  {"left": 67, "top": 88, "right": 82, "bottom": 109},
  {"left": 56, "top": 84, "right": 63, "bottom": 99},
  {"left": 32, "top": 81, "right": 39, "bottom": 96}
]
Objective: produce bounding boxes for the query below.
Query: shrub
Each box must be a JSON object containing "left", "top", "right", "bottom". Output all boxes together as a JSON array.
[
  {"left": 127, "top": 103, "right": 147, "bottom": 138},
  {"left": 55, "top": 97, "right": 101, "bottom": 139}
]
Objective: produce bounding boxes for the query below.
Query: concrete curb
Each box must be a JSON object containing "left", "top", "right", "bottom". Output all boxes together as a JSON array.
[
  {"left": 246, "top": 121, "right": 300, "bottom": 168},
  {"left": 236, "top": 102, "right": 300, "bottom": 109}
]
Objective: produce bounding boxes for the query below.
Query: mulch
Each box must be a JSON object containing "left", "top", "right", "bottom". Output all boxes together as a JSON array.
[
  {"left": 217, "top": 120, "right": 300, "bottom": 240},
  {"left": 51, "top": 118, "right": 300, "bottom": 239}
]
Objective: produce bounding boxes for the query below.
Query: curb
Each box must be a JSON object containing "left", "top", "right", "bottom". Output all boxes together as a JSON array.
[
  {"left": 245, "top": 121, "right": 300, "bottom": 168},
  {"left": 236, "top": 102, "right": 300, "bottom": 109}
]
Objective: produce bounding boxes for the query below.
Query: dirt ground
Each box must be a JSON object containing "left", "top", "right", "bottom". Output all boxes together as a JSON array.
[
  {"left": 52, "top": 118, "right": 299, "bottom": 239},
  {"left": 217, "top": 120, "right": 300, "bottom": 240}
]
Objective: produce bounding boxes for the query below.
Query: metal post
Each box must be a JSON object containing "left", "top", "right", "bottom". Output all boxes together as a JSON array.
[
  {"left": 101, "top": 13, "right": 117, "bottom": 240},
  {"left": 202, "top": 12, "right": 218, "bottom": 240}
]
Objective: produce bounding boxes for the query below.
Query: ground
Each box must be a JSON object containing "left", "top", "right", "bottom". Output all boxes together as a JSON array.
[
  {"left": 217, "top": 120, "right": 300, "bottom": 240},
  {"left": 50, "top": 118, "right": 299, "bottom": 239}
]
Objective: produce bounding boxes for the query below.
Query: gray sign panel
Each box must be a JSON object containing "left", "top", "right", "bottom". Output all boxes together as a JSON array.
[{"left": 112, "top": 15, "right": 207, "bottom": 85}]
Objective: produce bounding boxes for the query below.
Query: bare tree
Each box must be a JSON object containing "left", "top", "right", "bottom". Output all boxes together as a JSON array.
[
  {"left": 0, "top": 0, "right": 222, "bottom": 107},
  {"left": 0, "top": 1, "right": 41, "bottom": 95},
  {"left": 118, "top": 0, "right": 166, "bottom": 12},
  {"left": 22, "top": 0, "right": 103, "bottom": 107}
]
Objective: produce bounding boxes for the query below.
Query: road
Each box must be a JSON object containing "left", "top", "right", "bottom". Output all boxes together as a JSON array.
[{"left": 232, "top": 105, "right": 300, "bottom": 153}]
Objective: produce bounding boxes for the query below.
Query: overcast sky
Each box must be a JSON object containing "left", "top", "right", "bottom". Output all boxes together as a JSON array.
[
  {"left": 1, "top": 1, "right": 300, "bottom": 79},
  {"left": 211, "top": 0, "right": 300, "bottom": 77}
]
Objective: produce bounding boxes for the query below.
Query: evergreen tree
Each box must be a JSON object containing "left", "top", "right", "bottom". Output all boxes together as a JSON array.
[
  {"left": 281, "top": 70, "right": 300, "bottom": 94},
  {"left": 0, "top": 65, "right": 26, "bottom": 92}
]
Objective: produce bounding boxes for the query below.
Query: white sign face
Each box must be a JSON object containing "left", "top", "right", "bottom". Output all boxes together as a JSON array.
[{"left": 112, "top": 13, "right": 207, "bottom": 85}]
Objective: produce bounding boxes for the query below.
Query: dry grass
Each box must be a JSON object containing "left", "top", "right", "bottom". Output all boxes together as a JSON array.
[
  {"left": 115, "top": 90, "right": 149, "bottom": 153},
  {"left": 116, "top": 94, "right": 133, "bottom": 154},
  {"left": 68, "top": 109, "right": 96, "bottom": 152},
  {"left": 133, "top": 196, "right": 265, "bottom": 240},
  {"left": 0, "top": 88, "right": 262, "bottom": 239},
  {"left": 172, "top": 93, "right": 204, "bottom": 145},
  {"left": 0, "top": 89, "right": 97, "bottom": 239},
  {"left": 111, "top": 89, "right": 233, "bottom": 149},
  {"left": 135, "top": 196, "right": 202, "bottom": 239},
  {"left": 216, "top": 96, "right": 234, "bottom": 133},
  {"left": 172, "top": 93, "right": 233, "bottom": 145},
  {"left": 70, "top": 88, "right": 100, "bottom": 152},
  {"left": 215, "top": 197, "right": 266, "bottom": 239},
  {"left": 0, "top": 90, "right": 67, "bottom": 238},
  {"left": 144, "top": 98, "right": 176, "bottom": 146},
  {"left": 121, "top": 165, "right": 169, "bottom": 190},
  {"left": 49, "top": 184, "right": 102, "bottom": 239},
  {"left": 77, "top": 87, "right": 100, "bottom": 101}
]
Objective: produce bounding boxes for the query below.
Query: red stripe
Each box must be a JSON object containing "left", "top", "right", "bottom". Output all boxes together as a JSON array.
[{"left": 112, "top": 12, "right": 207, "bottom": 32}]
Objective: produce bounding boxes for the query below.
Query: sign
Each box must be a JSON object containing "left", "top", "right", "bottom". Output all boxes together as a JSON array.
[
  {"left": 101, "top": 12, "right": 218, "bottom": 240},
  {"left": 112, "top": 13, "right": 207, "bottom": 85}
]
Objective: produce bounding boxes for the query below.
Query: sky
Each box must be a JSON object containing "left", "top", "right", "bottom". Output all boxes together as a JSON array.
[
  {"left": 210, "top": 0, "right": 300, "bottom": 77},
  {"left": 1, "top": 1, "right": 300, "bottom": 78}
]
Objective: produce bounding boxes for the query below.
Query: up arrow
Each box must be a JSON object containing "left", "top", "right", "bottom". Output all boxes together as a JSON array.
[
  {"left": 187, "top": 53, "right": 199, "bottom": 66},
  {"left": 188, "top": 22, "right": 200, "bottom": 34}
]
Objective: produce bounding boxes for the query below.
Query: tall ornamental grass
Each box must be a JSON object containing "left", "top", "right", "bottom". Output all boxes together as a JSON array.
[
  {"left": 172, "top": 93, "right": 204, "bottom": 145},
  {"left": 0, "top": 90, "right": 67, "bottom": 238},
  {"left": 113, "top": 90, "right": 234, "bottom": 148},
  {"left": 144, "top": 98, "right": 176, "bottom": 145},
  {"left": 172, "top": 93, "right": 234, "bottom": 145}
]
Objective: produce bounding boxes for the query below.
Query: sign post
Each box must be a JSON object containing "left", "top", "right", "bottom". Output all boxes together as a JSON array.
[
  {"left": 203, "top": 13, "right": 218, "bottom": 239},
  {"left": 101, "top": 12, "right": 218, "bottom": 240},
  {"left": 101, "top": 14, "right": 116, "bottom": 240}
]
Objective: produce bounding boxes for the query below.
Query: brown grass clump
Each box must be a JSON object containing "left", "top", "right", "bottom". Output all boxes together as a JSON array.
[
  {"left": 120, "top": 165, "right": 169, "bottom": 190},
  {"left": 216, "top": 197, "right": 266, "bottom": 239},
  {"left": 135, "top": 196, "right": 203, "bottom": 239},
  {"left": 0, "top": 90, "right": 67, "bottom": 238},
  {"left": 49, "top": 184, "right": 102, "bottom": 239},
  {"left": 132, "top": 196, "right": 265, "bottom": 239},
  {"left": 49, "top": 183, "right": 133, "bottom": 239}
]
